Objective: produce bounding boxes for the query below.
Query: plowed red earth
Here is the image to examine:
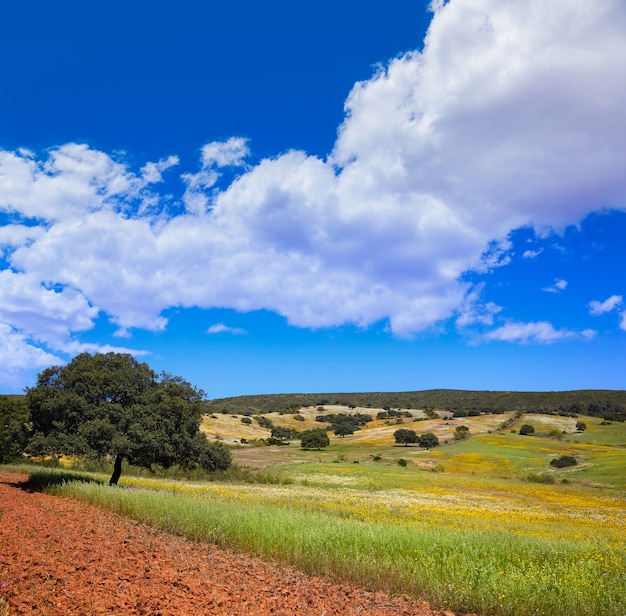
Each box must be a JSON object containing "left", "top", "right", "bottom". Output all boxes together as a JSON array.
[{"left": 0, "top": 473, "right": 473, "bottom": 616}]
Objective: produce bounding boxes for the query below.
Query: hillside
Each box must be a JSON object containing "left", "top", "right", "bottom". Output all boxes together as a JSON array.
[{"left": 206, "top": 389, "right": 626, "bottom": 420}]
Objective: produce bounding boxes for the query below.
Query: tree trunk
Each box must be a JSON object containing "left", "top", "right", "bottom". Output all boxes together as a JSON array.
[{"left": 109, "top": 454, "right": 123, "bottom": 486}]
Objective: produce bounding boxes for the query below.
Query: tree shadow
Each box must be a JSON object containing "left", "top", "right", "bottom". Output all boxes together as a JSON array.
[{"left": 16, "top": 468, "right": 105, "bottom": 493}]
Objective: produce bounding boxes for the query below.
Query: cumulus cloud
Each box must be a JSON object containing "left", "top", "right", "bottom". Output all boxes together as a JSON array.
[
  {"left": 1, "top": 0, "right": 626, "bottom": 386},
  {"left": 589, "top": 295, "right": 623, "bottom": 315},
  {"left": 0, "top": 323, "right": 62, "bottom": 389}
]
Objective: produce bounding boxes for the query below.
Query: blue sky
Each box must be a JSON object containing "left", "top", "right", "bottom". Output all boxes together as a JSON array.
[{"left": 1, "top": 0, "right": 625, "bottom": 398}]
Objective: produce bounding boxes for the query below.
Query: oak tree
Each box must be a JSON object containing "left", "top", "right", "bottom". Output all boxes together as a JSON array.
[{"left": 27, "top": 352, "right": 231, "bottom": 484}]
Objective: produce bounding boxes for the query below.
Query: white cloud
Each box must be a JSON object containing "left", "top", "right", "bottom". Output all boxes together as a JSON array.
[
  {"left": 1, "top": 0, "right": 626, "bottom": 386},
  {"left": 620, "top": 312, "right": 626, "bottom": 331},
  {"left": 201, "top": 137, "right": 250, "bottom": 168},
  {"left": 207, "top": 323, "right": 247, "bottom": 335},
  {"left": 484, "top": 321, "right": 579, "bottom": 344},
  {"left": 0, "top": 323, "right": 62, "bottom": 389},
  {"left": 522, "top": 249, "right": 543, "bottom": 259},
  {"left": 589, "top": 295, "right": 623, "bottom": 315},
  {"left": 543, "top": 279, "right": 568, "bottom": 293}
]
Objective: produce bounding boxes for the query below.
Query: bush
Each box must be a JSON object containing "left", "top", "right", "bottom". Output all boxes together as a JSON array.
[
  {"left": 418, "top": 432, "right": 440, "bottom": 449},
  {"left": 397, "top": 458, "right": 408, "bottom": 467},
  {"left": 525, "top": 472, "right": 556, "bottom": 484},
  {"left": 550, "top": 455, "right": 578, "bottom": 468},
  {"left": 241, "top": 416, "right": 252, "bottom": 425},
  {"left": 300, "top": 429, "right": 330, "bottom": 450},
  {"left": 255, "top": 416, "right": 274, "bottom": 429},
  {"left": 519, "top": 424, "right": 535, "bottom": 436}
]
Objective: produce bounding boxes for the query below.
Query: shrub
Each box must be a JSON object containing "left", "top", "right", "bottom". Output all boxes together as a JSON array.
[
  {"left": 550, "top": 455, "right": 578, "bottom": 468},
  {"left": 397, "top": 458, "right": 408, "bottom": 467},
  {"left": 525, "top": 472, "right": 556, "bottom": 484},
  {"left": 519, "top": 424, "right": 535, "bottom": 436},
  {"left": 300, "top": 429, "right": 330, "bottom": 450},
  {"left": 255, "top": 416, "right": 274, "bottom": 429},
  {"left": 454, "top": 426, "right": 470, "bottom": 441},
  {"left": 241, "top": 416, "right": 252, "bottom": 425}
]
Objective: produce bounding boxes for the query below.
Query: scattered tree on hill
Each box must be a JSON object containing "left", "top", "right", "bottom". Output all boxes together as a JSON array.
[
  {"left": 271, "top": 426, "right": 295, "bottom": 441},
  {"left": 519, "top": 424, "right": 535, "bottom": 436},
  {"left": 418, "top": 433, "right": 440, "bottom": 449},
  {"left": 300, "top": 428, "right": 330, "bottom": 450},
  {"left": 26, "top": 352, "right": 231, "bottom": 485},
  {"left": 394, "top": 428, "right": 418, "bottom": 446},
  {"left": 333, "top": 422, "right": 356, "bottom": 437},
  {"left": 576, "top": 421, "right": 587, "bottom": 432}
]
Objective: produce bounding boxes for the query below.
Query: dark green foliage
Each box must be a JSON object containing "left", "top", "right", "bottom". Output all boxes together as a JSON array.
[
  {"left": 0, "top": 395, "right": 30, "bottom": 462},
  {"left": 265, "top": 437, "right": 289, "bottom": 446},
  {"left": 418, "top": 433, "right": 440, "bottom": 449},
  {"left": 377, "top": 409, "right": 411, "bottom": 420},
  {"left": 519, "top": 424, "right": 535, "bottom": 436},
  {"left": 241, "top": 416, "right": 252, "bottom": 425},
  {"left": 26, "top": 352, "right": 231, "bottom": 484},
  {"left": 394, "top": 428, "right": 418, "bottom": 446},
  {"left": 550, "top": 455, "right": 578, "bottom": 468},
  {"left": 333, "top": 422, "right": 356, "bottom": 437},
  {"left": 576, "top": 421, "right": 587, "bottom": 432},
  {"left": 271, "top": 426, "right": 297, "bottom": 440},
  {"left": 397, "top": 458, "right": 408, "bottom": 467},
  {"left": 255, "top": 415, "right": 274, "bottom": 429},
  {"left": 300, "top": 429, "right": 330, "bottom": 450}
]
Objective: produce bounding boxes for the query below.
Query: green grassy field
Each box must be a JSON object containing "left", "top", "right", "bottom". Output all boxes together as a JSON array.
[{"left": 5, "top": 409, "right": 625, "bottom": 616}]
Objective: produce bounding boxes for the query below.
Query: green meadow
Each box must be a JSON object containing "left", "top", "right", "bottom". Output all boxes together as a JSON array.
[{"left": 5, "top": 410, "right": 626, "bottom": 616}]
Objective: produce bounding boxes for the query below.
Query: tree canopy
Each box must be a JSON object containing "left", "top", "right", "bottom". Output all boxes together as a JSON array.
[
  {"left": 394, "top": 428, "right": 418, "bottom": 446},
  {"left": 0, "top": 396, "right": 30, "bottom": 463},
  {"left": 26, "top": 352, "right": 231, "bottom": 484},
  {"left": 300, "top": 428, "right": 330, "bottom": 450},
  {"left": 417, "top": 432, "right": 440, "bottom": 449}
]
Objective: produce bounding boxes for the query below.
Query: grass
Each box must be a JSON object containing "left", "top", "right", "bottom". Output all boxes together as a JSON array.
[{"left": 3, "top": 410, "right": 625, "bottom": 616}]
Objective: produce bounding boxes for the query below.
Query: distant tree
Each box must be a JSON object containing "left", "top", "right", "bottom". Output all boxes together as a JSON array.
[
  {"left": 300, "top": 429, "right": 330, "bottom": 450},
  {"left": 271, "top": 426, "right": 295, "bottom": 441},
  {"left": 394, "top": 428, "right": 418, "bottom": 446},
  {"left": 0, "top": 396, "right": 30, "bottom": 462},
  {"left": 575, "top": 421, "right": 587, "bottom": 433},
  {"left": 333, "top": 422, "right": 356, "bottom": 437},
  {"left": 26, "top": 352, "right": 231, "bottom": 485},
  {"left": 418, "top": 433, "right": 440, "bottom": 449},
  {"left": 519, "top": 424, "right": 535, "bottom": 436}
]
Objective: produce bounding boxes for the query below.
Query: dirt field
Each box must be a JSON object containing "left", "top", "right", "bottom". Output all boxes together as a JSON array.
[{"left": 0, "top": 473, "right": 471, "bottom": 616}]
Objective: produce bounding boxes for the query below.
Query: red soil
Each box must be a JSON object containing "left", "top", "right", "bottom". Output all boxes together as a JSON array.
[{"left": 0, "top": 473, "right": 472, "bottom": 616}]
